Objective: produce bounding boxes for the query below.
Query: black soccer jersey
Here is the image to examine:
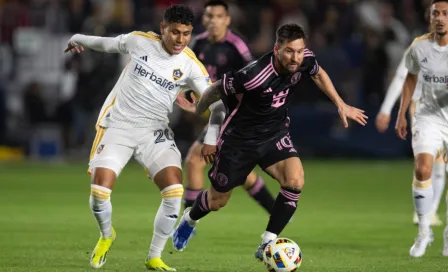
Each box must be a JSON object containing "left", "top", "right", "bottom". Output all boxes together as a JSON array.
[
  {"left": 220, "top": 49, "right": 320, "bottom": 145},
  {"left": 192, "top": 30, "right": 253, "bottom": 82}
]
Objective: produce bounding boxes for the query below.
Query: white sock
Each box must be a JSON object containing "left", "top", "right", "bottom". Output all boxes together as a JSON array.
[
  {"left": 90, "top": 184, "right": 113, "bottom": 238},
  {"left": 412, "top": 178, "right": 433, "bottom": 231},
  {"left": 261, "top": 231, "right": 277, "bottom": 244},
  {"left": 431, "top": 162, "right": 445, "bottom": 214},
  {"left": 148, "top": 184, "right": 183, "bottom": 259}
]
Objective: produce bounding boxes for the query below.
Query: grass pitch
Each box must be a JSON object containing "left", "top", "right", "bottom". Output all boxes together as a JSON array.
[{"left": 0, "top": 160, "right": 447, "bottom": 271}]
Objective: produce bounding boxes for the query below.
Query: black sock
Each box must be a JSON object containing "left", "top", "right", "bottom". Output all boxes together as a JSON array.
[
  {"left": 184, "top": 188, "right": 201, "bottom": 209},
  {"left": 266, "top": 187, "right": 301, "bottom": 235},
  {"left": 189, "top": 190, "right": 211, "bottom": 221},
  {"left": 247, "top": 176, "right": 275, "bottom": 214}
]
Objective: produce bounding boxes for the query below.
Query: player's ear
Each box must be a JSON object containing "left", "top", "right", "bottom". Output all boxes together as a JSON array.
[
  {"left": 160, "top": 22, "right": 165, "bottom": 35},
  {"left": 226, "top": 14, "right": 231, "bottom": 27},
  {"left": 274, "top": 43, "right": 279, "bottom": 56}
]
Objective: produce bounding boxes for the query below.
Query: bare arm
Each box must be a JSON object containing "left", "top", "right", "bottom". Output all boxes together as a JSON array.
[
  {"left": 312, "top": 66, "right": 367, "bottom": 127},
  {"left": 196, "top": 80, "right": 224, "bottom": 114},
  {"left": 397, "top": 72, "right": 417, "bottom": 119},
  {"left": 311, "top": 66, "right": 345, "bottom": 108}
]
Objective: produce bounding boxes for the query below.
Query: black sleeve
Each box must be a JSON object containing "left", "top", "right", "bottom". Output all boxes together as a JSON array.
[{"left": 303, "top": 48, "right": 320, "bottom": 76}]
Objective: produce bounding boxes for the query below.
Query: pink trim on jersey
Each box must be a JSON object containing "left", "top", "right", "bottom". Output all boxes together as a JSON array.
[
  {"left": 226, "top": 31, "right": 253, "bottom": 62},
  {"left": 195, "top": 31, "right": 209, "bottom": 40},
  {"left": 246, "top": 68, "right": 274, "bottom": 91},
  {"left": 222, "top": 74, "right": 228, "bottom": 96},
  {"left": 244, "top": 63, "right": 271, "bottom": 87},
  {"left": 218, "top": 93, "right": 243, "bottom": 141},
  {"left": 244, "top": 66, "right": 275, "bottom": 91}
]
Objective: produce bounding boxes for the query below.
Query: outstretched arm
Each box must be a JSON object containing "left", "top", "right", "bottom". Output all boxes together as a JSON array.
[
  {"left": 196, "top": 80, "right": 224, "bottom": 114},
  {"left": 311, "top": 66, "right": 368, "bottom": 127},
  {"left": 64, "top": 34, "right": 130, "bottom": 54}
]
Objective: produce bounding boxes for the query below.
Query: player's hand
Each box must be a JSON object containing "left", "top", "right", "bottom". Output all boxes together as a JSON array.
[
  {"left": 64, "top": 41, "right": 84, "bottom": 54},
  {"left": 175, "top": 92, "right": 197, "bottom": 113},
  {"left": 395, "top": 115, "right": 407, "bottom": 140},
  {"left": 375, "top": 112, "right": 391, "bottom": 133},
  {"left": 201, "top": 144, "right": 217, "bottom": 164},
  {"left": 337, "top": 103, "right": 368, "bottom": 128}
]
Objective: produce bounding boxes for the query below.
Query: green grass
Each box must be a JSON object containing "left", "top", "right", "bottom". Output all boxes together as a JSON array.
[{"left": 0, "top": 160, "right": 447, "bottom": 271}]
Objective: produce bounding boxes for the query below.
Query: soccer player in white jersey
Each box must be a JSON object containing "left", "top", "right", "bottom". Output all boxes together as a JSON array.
[
  {"left": 64, "top": 5, "right": 224, "bottom": 270},
  {"left": 396, "top": 0, "right": 448, "bottom": 257},
  {"left": 376, "top": 52, "right": 444, "bottom": 227}
]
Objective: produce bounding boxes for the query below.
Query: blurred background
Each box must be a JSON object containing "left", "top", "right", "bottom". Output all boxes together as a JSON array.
[{"left": 0, "top": 0, "right": 434, "bottom": 162}]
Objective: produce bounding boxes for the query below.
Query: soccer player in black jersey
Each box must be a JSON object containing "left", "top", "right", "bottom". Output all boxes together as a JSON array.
[
  {"left": 173, "top": 24, "right": 368, "bottom": 259},
  {"left": 182, "top": 0, "right": 275, "bottom": 215}
]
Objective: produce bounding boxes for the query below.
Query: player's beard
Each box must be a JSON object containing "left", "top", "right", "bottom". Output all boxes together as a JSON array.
[{"left": 436, "top": 31, "right": 447, "bottom": 37}]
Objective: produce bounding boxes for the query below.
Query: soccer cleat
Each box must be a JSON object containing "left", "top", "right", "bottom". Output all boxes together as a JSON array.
[
  {"left": 90, "top": 227, "right": 116, "bottom": 269},
  {"left": 145, "top": 257, "right": 176, "bottom": 271},
  {"left": 443, "top": 226, "right": 448, "bottom": 256},
  {"left": 410, "top": 228, "right": 433, "bottom": 257},
  {"left": 172, "top": 208, "right": 195, "bottom": 251},
  {"left": 254, "top": 241, "right": 270, "bottom": 261}
]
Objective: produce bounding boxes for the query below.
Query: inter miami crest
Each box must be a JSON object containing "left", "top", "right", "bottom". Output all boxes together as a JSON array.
[
  {"left": 291, "top": 72, "right": 301, "bottom": 84},
  {"left": 172, "top": 68, "right": 183, "bottom": 81}
]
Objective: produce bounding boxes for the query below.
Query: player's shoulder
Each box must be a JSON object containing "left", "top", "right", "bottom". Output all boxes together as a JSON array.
[
  {"left": 409, "top": 33, "right": 433, "bottom": 49},
  {"left": 224, "top": 30, "right": 251, "bottom": 54},
  {"left": 129, "top": 31, "right": 161, "bottom": 44},
  {"left": 181, "top": 47, "right": 208, "bottom": 76},
  {"left": 238, "top": 52, "right": 272, "bottom": 77}
]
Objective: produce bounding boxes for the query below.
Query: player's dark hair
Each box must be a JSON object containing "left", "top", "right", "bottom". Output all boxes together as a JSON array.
[
  {"left": 432, "top": 0, "right": 448, "bottom": 4},
  {"left": 204, "top": 0, "right": 229, "bottom": 13},
  {"left": 163, "top": 4, "right": 194, "bottom": 25},
  {"left": 276, "top": 24, "right": 306, "bottom": 45}
]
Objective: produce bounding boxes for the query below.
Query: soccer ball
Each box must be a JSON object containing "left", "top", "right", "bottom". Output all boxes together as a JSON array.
[{"left": 262, "top": 238, "right": 302, "bottom": 272}]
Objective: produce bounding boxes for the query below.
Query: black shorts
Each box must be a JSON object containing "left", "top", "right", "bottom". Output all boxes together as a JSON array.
[{"left": 208, "top": 132, "right": 299, "bottom": 193}]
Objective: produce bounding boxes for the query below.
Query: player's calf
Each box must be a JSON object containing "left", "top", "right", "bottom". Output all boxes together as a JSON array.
[{"left": 184, "top": 142, "right": 206, "bottom": 209}]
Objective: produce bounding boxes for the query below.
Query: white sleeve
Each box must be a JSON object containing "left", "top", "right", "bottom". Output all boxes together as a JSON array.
[
  {"left": 68, "top": 33, "right": 135, "bottom": 54},
  {"left": 203, "top": 101, "right": 226, "bottom": 145},
  {"left": 404, "top": 45, "right": 420, "bottom": 75},
  {"left": 187, "top": 59, "right": 212, "bottom": 95},
  {"left": 379, "top": 56, "right": 408, "bottom": 114}
]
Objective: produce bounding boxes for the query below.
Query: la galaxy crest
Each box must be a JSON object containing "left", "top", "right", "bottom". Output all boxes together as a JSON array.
[{"left": 172, "top": 68, "right": 183, "bottom": 81}]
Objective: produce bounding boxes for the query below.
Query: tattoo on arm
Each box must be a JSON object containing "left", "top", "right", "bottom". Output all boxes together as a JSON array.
[{"left": 196, "top": 80, "right": 224, "bottom": 114}]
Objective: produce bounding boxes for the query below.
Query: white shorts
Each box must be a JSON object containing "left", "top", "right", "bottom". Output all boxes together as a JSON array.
[
  {"left": 88, "top": 125, "right": 182, "bottom": 179},
  {"left": 412, "top": 116, "right": 448, "bottom": 158}
]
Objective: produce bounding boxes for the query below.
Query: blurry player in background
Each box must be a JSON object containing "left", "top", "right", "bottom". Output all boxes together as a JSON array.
[
  {"left": 173, "top": 23, "right": 367, "bottom": 257},
  {"left": 376, "top": 52, "right": 444, "bottom": 227},
  {"left": 395, "top": 0, "right": 448, "bottom": 257},
  {"left": 64, "top": 4, "right": 225, "bottom": 271},
  {"left": 182, "top": 0, "right": 275, "bottom": 214}
]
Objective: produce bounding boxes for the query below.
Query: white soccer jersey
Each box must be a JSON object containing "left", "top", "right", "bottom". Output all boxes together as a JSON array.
[
  {"left": 405, "top": 33, "right": 448, "bottom": 123},
  {"left": 95, "top": 31, "right": 211, "bottom": 129}
]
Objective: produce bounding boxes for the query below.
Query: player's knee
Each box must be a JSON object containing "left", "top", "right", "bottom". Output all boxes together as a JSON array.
[
  {"left": 283, "top": 177, "right": 304, "bottom": 190},
  {"left": 185, "top": 147, "right": 203, "bottom": 169},
  {"left": 415, "top": 164, "right": 432, "bottom": 181}
]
